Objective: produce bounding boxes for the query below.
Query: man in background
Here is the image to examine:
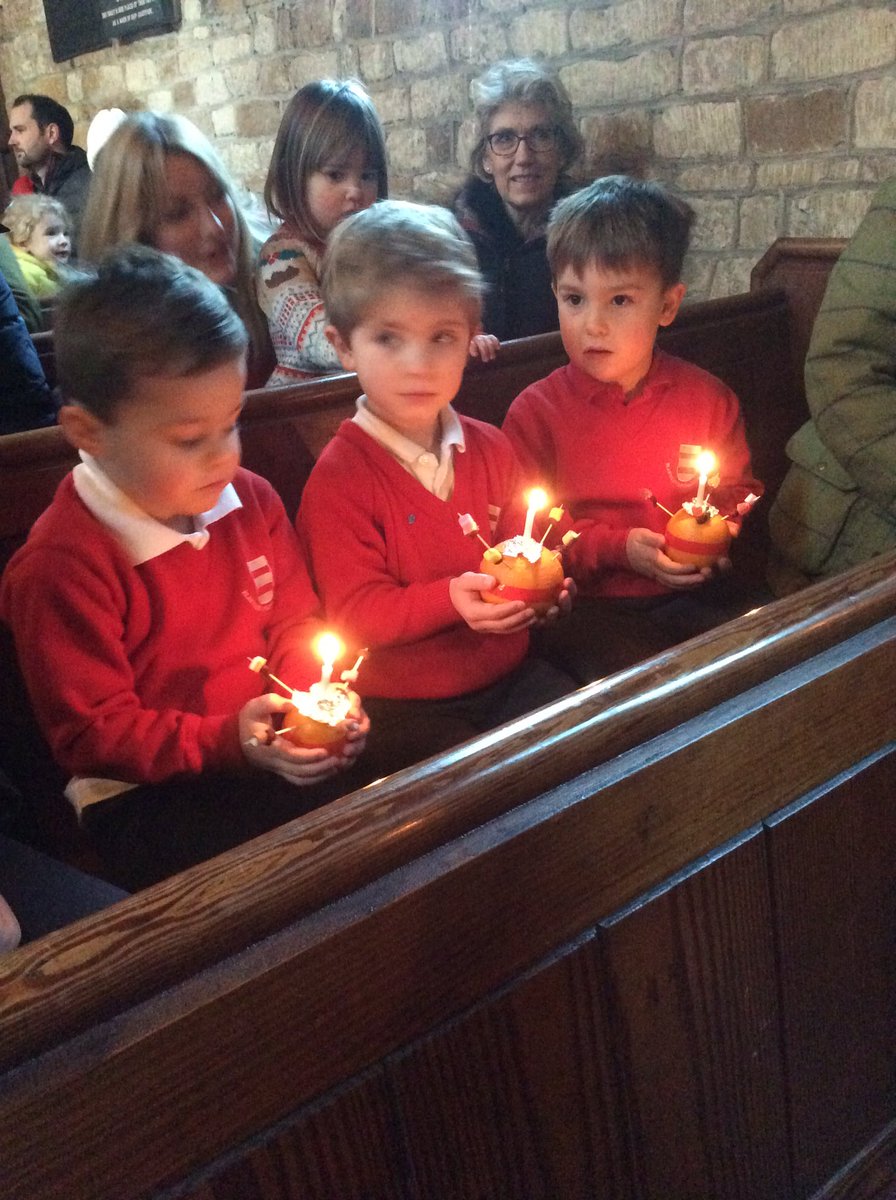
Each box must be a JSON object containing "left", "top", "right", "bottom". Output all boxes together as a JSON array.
[{"left": 7, "top": 94, "right": 91, "bottom": 246}]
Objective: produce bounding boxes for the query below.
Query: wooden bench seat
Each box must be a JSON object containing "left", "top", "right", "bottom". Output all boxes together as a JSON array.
[{"left": 0, "top": 551, "right": 893, "bottom": 1198}]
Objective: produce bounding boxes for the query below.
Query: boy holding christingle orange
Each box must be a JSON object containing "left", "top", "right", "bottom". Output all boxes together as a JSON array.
[
  {"left": 297, "top": 200, "right": 576, "bottom": 782},
  {"left": 1, "top": 248, "right": 368, "bottom": 889},
  {"left": 503, "top": 176, "right": 763, "bottom": 680}
]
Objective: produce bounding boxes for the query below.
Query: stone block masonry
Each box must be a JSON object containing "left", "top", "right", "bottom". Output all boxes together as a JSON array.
[{"left": 1, "top": 0, "right": 893, "bottom": 299}]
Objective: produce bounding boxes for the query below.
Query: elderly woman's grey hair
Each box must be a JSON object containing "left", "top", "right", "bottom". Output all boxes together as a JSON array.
[{"left": 469, "top": 58, "right": 583, "bottom": 182}]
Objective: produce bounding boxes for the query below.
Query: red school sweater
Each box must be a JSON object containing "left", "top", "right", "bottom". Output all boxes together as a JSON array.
[
  {"left": 0, "top": 468, "right": 323, "bottom": 784},
  {"left": 296, "top": 417, "right": 529, "bottom": 700},
  {"left": 502, "top": 351, "right": 761, "bottom": 600}
]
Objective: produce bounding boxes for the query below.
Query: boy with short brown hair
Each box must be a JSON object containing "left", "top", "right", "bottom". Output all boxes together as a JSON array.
[
  {"left": 1, "top": 247, "right": 367, "bottom": 888},
  {"left": 298, "top": 200, "right": 575, "bottom": 781},
  {"left": 503, "top": 175, "right": 762, "bottom": 679}
]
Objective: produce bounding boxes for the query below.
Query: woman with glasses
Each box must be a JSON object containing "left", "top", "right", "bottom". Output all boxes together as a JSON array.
[{"left": 454, "top": 58, "right": 583, "bottom": 341}]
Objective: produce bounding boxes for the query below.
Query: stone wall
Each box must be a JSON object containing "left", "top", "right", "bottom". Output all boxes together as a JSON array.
[{"left": 1, "top": 0, "right": 894, "bottom": 298}]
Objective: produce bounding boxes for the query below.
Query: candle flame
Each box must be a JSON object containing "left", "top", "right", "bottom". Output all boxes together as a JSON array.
[
  {"left": 526, "top": 487, "right": 548, "bottom": 510},
  {"left": 315, "top": 632, "right": 344, "bottom": 666},
  {"left": 695, "top": 450, "right": 716, "bottom": 477}
]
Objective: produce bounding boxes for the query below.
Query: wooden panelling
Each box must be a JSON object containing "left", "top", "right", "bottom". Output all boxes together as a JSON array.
[
  {"left": 1, "top": 555, "right": 894, "bottom": 1077},
  {"left": 601, "top": 828, "right": 790, "bottom": 1200},
  {"left": 390, "top": 940, "right": 630, "bottom": 1199},
  {"left": 751, "top": 236, "right": 846, "bottom": 412},
  {"left": 767, "top": 748, "right": 896, "bottom": 1197},
  {"left": 194, "top": 1071, "right": 408, "bottom": 1200},
  {"left": 0, "top": 603, "right": 893, "bottom": 1198}
]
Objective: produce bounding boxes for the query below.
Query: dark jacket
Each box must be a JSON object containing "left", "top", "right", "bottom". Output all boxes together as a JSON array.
[
  {"left": 454, "top": 176, "right": 563, "bottom": 342},
  {"left": 0, "top": 271, "right": 56, "bottom": 434},
  {"left": 23, "top": 146, "right": 92, "bottom": 247}
]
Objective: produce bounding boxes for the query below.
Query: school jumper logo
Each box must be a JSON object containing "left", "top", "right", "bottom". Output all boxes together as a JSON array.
[
  {"left": 243, "top": 556, "right": 274, "bottom": 610},
  {"left": 667, "top": 444, "right": 719, "bottom": 489}
]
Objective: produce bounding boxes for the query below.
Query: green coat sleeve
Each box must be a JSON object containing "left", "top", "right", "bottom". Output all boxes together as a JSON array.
[
  {"left": 803, "top": 177, "right": 896, "bottom": 518},
  {"left": 0, "top": 234, "right": 44, "bottom": 333}
]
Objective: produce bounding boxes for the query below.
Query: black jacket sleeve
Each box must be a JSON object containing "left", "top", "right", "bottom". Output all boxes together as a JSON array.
[{"left": 0, "top": 272, "right": 57, "bottom": 434}]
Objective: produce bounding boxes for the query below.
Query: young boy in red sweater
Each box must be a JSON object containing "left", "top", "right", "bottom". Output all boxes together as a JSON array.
[
  {"left": 502, "top": 176, "right": 763, "bottom": 680},
  {"left": 297, "top": 200, "right": 575, "bottom": 781},
  {"left": 0, "top": 247, "right": 367, "bottom": 889}
]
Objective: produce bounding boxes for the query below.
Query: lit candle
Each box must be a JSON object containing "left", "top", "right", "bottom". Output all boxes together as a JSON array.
[
  {"left": 523, "top": 487, "right": 548, "bottom": 542},
  {"left": 694, "top": 450, "right": 717, "bottom": 509},
  {"left": 315, "top": 632, "right": 344, "bottom": 688}
]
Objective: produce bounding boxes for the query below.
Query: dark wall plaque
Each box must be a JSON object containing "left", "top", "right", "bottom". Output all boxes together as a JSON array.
[
  {"left": 42, "top": 0, "right": 180, "bottom": 63},
  {"left": 42, "top": 0, "right": 108, "bottom": 62},
  {"left": 99, "top": 0, "right": 179, "bottom": 42}
]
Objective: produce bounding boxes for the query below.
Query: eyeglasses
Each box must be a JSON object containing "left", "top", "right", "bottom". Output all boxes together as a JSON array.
[{"left": 485, "top": 127, "right": 560, "bottom": 156}]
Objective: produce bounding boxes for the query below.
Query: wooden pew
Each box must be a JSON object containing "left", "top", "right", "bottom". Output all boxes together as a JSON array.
[
  {"left": 0, "top": 552, "right": 893, "bottom": 1199},
  {"left": 0, "top": 244, "right": 837, "bottom": 575},
  {"left": 750, "top": 236, "right": 847, "bottom": 414},
  {"left": 0, "top": 241, "right": 841, "bottom": 863}
]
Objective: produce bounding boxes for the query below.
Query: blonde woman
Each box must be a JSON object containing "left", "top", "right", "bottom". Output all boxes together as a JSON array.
[{"left": 80, "top": 111, "right": 274, "bottom": 387}]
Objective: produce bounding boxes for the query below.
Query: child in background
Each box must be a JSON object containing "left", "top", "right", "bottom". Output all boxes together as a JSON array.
[
  {"left": 0, "top": 247, "right": 368, "bottom": 891},
  {"left": 2, "top": 194, "right": 72, "bottom": 301},
  {"left": 503, "top": 176, "right": 762, "bottom": 681},
  {"left": 297, "top": 200, "right": 575, "bottom": 782},
  {"left": 258, "top": 79, "right": 389, "bottom": 384}
]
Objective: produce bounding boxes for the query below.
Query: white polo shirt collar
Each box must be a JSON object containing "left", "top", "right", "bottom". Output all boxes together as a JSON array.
[{"left": 72, "top": 452, "right": 242, "bottom": 566}]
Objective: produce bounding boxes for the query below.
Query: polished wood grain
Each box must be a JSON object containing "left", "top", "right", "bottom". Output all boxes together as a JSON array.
[
  {"left": 751, "top": 236, "right": 846, "bottom": 413},
  {"left": 0, "top": 238, "right": 886, "bottom": 1199},
  {"left": 767, "top": 749, "right": 896, "bottom": 1197},
  {"left": 0, "top": 553, "right": 893, "bottom": 1077},
  {"left": 390, "top": 939, "right": 629, "bottom": 1199},
  {"left": 0, "top": 591, "right": 893, "bottom": 1198},
  {"left": 194, "top": 1070, "right": 408, "bottom": 1200},
  {"left": 601, "top": 828, "right": 790, "bottom": 1199},
  {"left": 813, "top": 1122, "right": 896, "bottom": 1200}
]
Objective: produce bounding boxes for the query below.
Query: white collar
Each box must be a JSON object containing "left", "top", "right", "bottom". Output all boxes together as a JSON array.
[
  {"left": 352, "top": 397, "right": 466, "bottom": 463},
  {"left": 72, "top": 453, "right": 242, "bottom": 566}
]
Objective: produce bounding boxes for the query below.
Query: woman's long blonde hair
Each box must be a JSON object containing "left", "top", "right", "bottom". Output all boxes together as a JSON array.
[{"left": 80, "top": 111, "right": 270, "bottom": 371}]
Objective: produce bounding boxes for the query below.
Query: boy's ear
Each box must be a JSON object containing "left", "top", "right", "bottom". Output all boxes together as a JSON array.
[
  {"left": 325, "top": 325, "right": 355, "bottom": 372},
  {"left": 658, "top": 282, "right": 686, "bottom": 328},
  {"left": 58, "top": 403, "right": 107, "bottom": 456}
]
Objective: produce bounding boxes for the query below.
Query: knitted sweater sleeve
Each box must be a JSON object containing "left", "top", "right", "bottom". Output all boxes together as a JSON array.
[
  {"left": 2, "top": 545, "right": 243, "bottom": 783},
  {"left": 256, "top": 229, "right": 343, "bottom": 375},
  {"left": 297, "top": 441, "right": 460, "bottom": 648},
  {"left": 803, "top": 180, "right": 896, "bottom": 517}
]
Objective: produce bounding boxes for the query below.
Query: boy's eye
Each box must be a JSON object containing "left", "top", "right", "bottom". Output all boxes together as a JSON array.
[
  {"left": 162, "top": 201, "right": 190, "bottom": 224},
  {"left": 361, "top": 170, "right": 379, "bottom": 184},
  {"left": 325, "top": 170, "right": 345, "bottom": 183},
  {"left": 175, "top": 437, "right": 203, "bottom": 450},
  {"left": 373, "top": 331, "right": 397, "bottom": 346},
  {"left": 561, "top": 292, "right": 583, "bottom": 307},
  {"left": 611, "top": 294, "right": 632, "bottom": 306},
  {"left": 434, "top": 331, "right": 459, "bottom": 344}
]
